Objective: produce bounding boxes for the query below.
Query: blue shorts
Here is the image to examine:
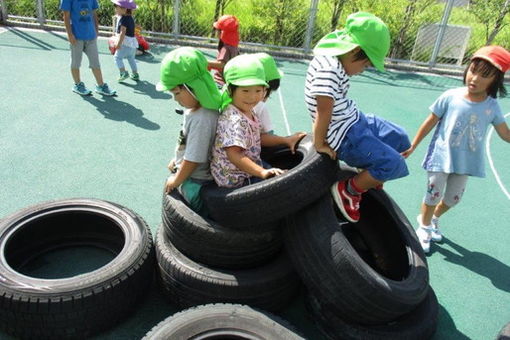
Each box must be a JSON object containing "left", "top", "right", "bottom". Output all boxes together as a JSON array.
[{"left": 337, "top": 113, "right": 410, "bottom": 182}]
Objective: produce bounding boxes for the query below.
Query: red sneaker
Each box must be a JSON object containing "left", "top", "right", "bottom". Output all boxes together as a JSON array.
[{"left": 331, "top": 180, "right": 362, "bottom": 223}]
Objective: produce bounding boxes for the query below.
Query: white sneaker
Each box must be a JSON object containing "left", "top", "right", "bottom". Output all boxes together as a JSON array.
[
  {"left": 417, "top": 214, "right": 442, "bottom": 242},
  {"left": 415, "top": 226, "right": 431, "bottom": 253}
]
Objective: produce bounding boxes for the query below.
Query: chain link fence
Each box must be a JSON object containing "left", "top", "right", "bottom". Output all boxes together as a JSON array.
[{"left": 2, "top": 0, "right": 510, "bottom": 78}]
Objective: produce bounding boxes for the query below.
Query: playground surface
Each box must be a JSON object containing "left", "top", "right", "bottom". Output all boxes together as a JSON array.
[{"left": 1, "top": 26, "right": 510, "bottom": 339}]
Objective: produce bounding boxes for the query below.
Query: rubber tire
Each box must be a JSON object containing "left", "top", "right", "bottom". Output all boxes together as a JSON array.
[
  {"left": 143, "top": 303, "right": 305, "bottom": 340},
  {"left": 284, "top": 171, "right": 429, "bottom": 325},
  {"left": 162, "top": 190, "right": 283, "bottom": 269},
  {"left": 201, "top": 134, "right": 338, "bottom": 228},
  {"left": 155, "top": 226, "right": 300, "bottom": 312},
  {"left": 307, "top": 287, "right": 438, "bottom": 340},
  {"left": 497, "top": 322, "right": 510, "bottom": 340},
  {"left": 0, "top": 198, "right": 155, "bottom": 339}
]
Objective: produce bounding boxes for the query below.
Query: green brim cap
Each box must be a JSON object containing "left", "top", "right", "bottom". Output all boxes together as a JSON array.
[
  {"left": 221, "top": 55, "right": 268, "bottom": 110},
  {"left": 251, "top": 53, "right": 283, "bottom": 81},
  {"left": 156, "top": 47, "right": 222, "bottom": 110},
  {"left": 313, "top": 12, "right": 390, "bottom": 71}
]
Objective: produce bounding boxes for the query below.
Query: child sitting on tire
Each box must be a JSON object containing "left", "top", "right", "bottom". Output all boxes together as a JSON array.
[
  {"left": 210, "top": 56, "right": 286, "bottom": 188},
  {"left": 156, "top": 47, "right": 222, "bottom": 215}
]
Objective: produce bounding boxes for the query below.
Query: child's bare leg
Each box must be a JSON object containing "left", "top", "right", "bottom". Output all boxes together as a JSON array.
[
  {"left": 71, "top": 68, "right": 81, "bottom": 84},
  {"left": 420, "top": 203, "right": 436, "bottom": 226},
  {"left": 91, "top": 68, "right": 104, "bottom": 86},
  {"left": 352, "top": 170, "right": 383, "bottom": 191},
  {"left": 433, "top": 200, "right": 450, "bottom": 218}
]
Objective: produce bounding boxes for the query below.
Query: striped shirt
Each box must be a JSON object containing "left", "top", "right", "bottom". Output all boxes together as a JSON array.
[{"left": 305, "top": 55, "right": 360, "bottom": 151}]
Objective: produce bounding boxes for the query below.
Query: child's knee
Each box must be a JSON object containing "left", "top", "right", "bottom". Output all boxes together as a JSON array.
[{"left": 370, "top": 154, "right": 409, "bottom": 181}]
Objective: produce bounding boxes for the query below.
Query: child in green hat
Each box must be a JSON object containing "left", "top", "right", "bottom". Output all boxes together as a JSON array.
[
  {"left": 249, "top": 53, "right": 306, "bottom": 151},
  {"left": 210, "top": 56, "right": 285, "bottom": 188},
  {"left": 156, "top": 47, "right": 222, "bottom": 214},
  {"left": 305, "top": 12, "right": 411, "bottom": 223}
]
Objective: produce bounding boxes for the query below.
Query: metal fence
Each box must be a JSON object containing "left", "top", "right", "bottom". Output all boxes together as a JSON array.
[{"left": 2, "top": 0, "right": 510, "bottom": 76}]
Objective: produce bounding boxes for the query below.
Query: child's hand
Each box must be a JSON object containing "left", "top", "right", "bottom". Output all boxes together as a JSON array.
[
  {"left": 167, "top": 159, "right": 176, "bottom": 172},
  {"left": 261, "top": 168, "right": 285, "bottom": 179},
  {"left": 165, "top": 176, "right": 178, "bottom": 193},
  {"left": 315, "top": 144, "right": 336, "bottom": 160},
  {"left": 401, "top": 145, "right": 415, "bottom": 159},
  {"left": 286, "top": 132, "right": 307, "bottom": 154}
]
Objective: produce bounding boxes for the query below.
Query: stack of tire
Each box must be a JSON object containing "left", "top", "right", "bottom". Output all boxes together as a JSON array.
[
  {"left": 284, "top": 169, "right": 438, "bottom": 339},
  {"left": 155, "top": 135, "right": 337, "bottom": 312},
  {"left": 155, "top": 135, "right": 438, "bottom": 339}
]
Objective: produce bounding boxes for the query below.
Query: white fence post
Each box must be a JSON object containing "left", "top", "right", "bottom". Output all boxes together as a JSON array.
[
  {"left": 303, "top": 0, "right": 319, "bottom": 53},
  {"left": 429, "top": 0, "right": 455, "bottom": 67},
  {"left": 36, "top": 0, "right": 46, "bottom": 25},
  {"left": 173, "top": 0, "right": 181, "bottom": 41},
  {"left": 0, "top": 0, "right": 7, "bottom": 24}
]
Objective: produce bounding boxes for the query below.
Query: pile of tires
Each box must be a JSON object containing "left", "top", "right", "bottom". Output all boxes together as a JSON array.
[
  {"left": 285, "top": 169, "right": 438, "bottom": 339},
  {"left": 0, "top": 199, "right": 155, "bottom": 339},
  {"left": 155, "top": 134, "right": 438, "bottom": 339}
]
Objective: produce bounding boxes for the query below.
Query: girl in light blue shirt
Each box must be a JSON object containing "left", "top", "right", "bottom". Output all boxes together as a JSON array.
[{"left": 403, "top": 45, "right": 510, "bottom": 253}]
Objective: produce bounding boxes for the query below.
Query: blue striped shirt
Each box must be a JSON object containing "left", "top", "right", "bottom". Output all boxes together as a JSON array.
[{"left": 305, "top": 55, "right": 359, "bottom": 151}]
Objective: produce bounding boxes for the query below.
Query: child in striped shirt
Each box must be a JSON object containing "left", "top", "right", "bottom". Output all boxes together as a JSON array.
[{"left": 305, "top": 12, "right": 411, "bottom": 223}]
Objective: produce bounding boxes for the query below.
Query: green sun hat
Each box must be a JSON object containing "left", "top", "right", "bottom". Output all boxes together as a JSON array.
[
  {"left": 251, "top": 53, "right": 283, "bottom": 81},
  {"left": 156, "top": 47, "right": 222, "bottom": 110},
  {"left": 224, "top": 55, "right": 269, "bottom": 87},
  {"left": 313, "top": 12, "right": 390, "bottom": 71},
  {"left": 220, "top": 55, "right": 268, "bottom": 110}
]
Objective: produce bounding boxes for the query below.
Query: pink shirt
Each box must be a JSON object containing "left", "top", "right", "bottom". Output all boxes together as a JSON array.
[{"left": 211, "top": 105, "right": 262, "bottom": 188}]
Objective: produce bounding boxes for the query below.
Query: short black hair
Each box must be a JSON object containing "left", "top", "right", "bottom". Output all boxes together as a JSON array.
[
  {"left": 264, "top": 79, "right": 280, "bottom": 99},
  {"left": 353, "top": 48, "right": 369, "bottom": 63},
  {"left": 463, "top": 58, "right": 507, "bottom": 98}
]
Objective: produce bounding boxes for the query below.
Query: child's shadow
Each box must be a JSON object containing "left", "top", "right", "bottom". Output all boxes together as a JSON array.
[
  {"left": 434, "top": 238, "right": 510, "bottom": 293},
  {"left": 83, "top": 96, "right": 160, "bottom": 130},
  {"left": 121, "top": 80, "right": 170, "bottom": 100}
]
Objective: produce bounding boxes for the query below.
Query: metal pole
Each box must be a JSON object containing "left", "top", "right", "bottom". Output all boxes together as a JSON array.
[
  {"left": 37, "top": 0, "right": 45, "bottom": 25},
  {"left": 303, "top": 0, "right": 319, "bottom": 53},
  {"left": 429, "top": 0, "right": 454, "bottom": 67},
  {"left": 173, "top": 0, "right": 181, "bottom": 41},
  {"left": 0, "top": 0, "right": 7, "bottom": 24}
]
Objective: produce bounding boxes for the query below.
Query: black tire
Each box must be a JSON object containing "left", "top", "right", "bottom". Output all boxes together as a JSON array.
[
  {"left": 0, "top": 199, "right": 154, "bottom": 339},
  {"left": 284, "top": 171, "right": 429, "bottom": 325},
  {"left": 155, "top": 226, "right": 300, "bottom": 312},
  {"left": 201, "top": 135, "right": 338, "bottom": 228},
  {"left": 307, "top": 287, "right": 438, "bottom": 340},
  {"left": 143, "top": 303, "right": 305, "bottom": 340},
  {"left": 497, "top": 322, "right": 510, "bottom": 340},
  {"left": 162, "top": 190, "right": 283, "bottom": 269}
]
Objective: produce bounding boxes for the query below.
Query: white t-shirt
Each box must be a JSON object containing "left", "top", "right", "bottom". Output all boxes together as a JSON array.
[
  {"left": 304, "top": 55, "right": 360, "bottom": 151},
  {"left": 252, "top": 101, "right": 274, "bottom": 133}
]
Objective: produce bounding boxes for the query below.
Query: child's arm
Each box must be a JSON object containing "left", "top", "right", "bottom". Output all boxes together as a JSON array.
[
  {"left": 165, "top": 160, "right": 199, "bottom": 193},
  {"left": 261, "top": 132, "right": 307, "bottom": 154},
  {"left": 313, "top": 96, "right": 336, "bottom": 159},
  {"left": 402, "top": 113, "right": 440, "bottom": 158},
  {"left": 116, "top": 25, "right": 127, "bottom": 50},
  {"left": 494, "top": 122, "right": 510, "bottom": 143},
  {"left": 207, "top": 60, "right": 225, "bottom": 71},
  {"left": 226, "top": 146, "right": 284, "bottom": 179},
  {"left": 62, "top": 11, "right": 76, "bottom": 44}
]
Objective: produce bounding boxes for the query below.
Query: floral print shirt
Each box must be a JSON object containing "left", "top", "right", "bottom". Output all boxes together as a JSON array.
[{"left": 211, "top": 104, "right": 262, "bottom": 187}]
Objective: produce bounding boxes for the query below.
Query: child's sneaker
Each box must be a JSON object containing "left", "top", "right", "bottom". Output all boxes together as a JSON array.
[
  {"left": 417, "top": 214, "right": 442, "bottom": 242},
  {"left": 95, "top": 83, "right": 117, "bottom": 96},
  {"left": 118, "top": 71, "right": 129, "bottom": 82},
  {"left": 415, "top": 226, "right": 431, "bottom": 253},
  {"left": 72, "top": 82, "right": 92, "bottom": 96},
  {"left": 331, "top": 180, "right": 361, "bottom": 223},
  {"left": 130, "top": 72, "right": 140, "bottom": 81}
]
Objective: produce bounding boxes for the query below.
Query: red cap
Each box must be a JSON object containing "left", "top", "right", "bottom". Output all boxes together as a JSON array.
[
  {"left": 213, "top": 15, "right": 239, "bottom": 47},
  {"left": 472, "top": 45, "right": 510, "bottom": 73}
]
